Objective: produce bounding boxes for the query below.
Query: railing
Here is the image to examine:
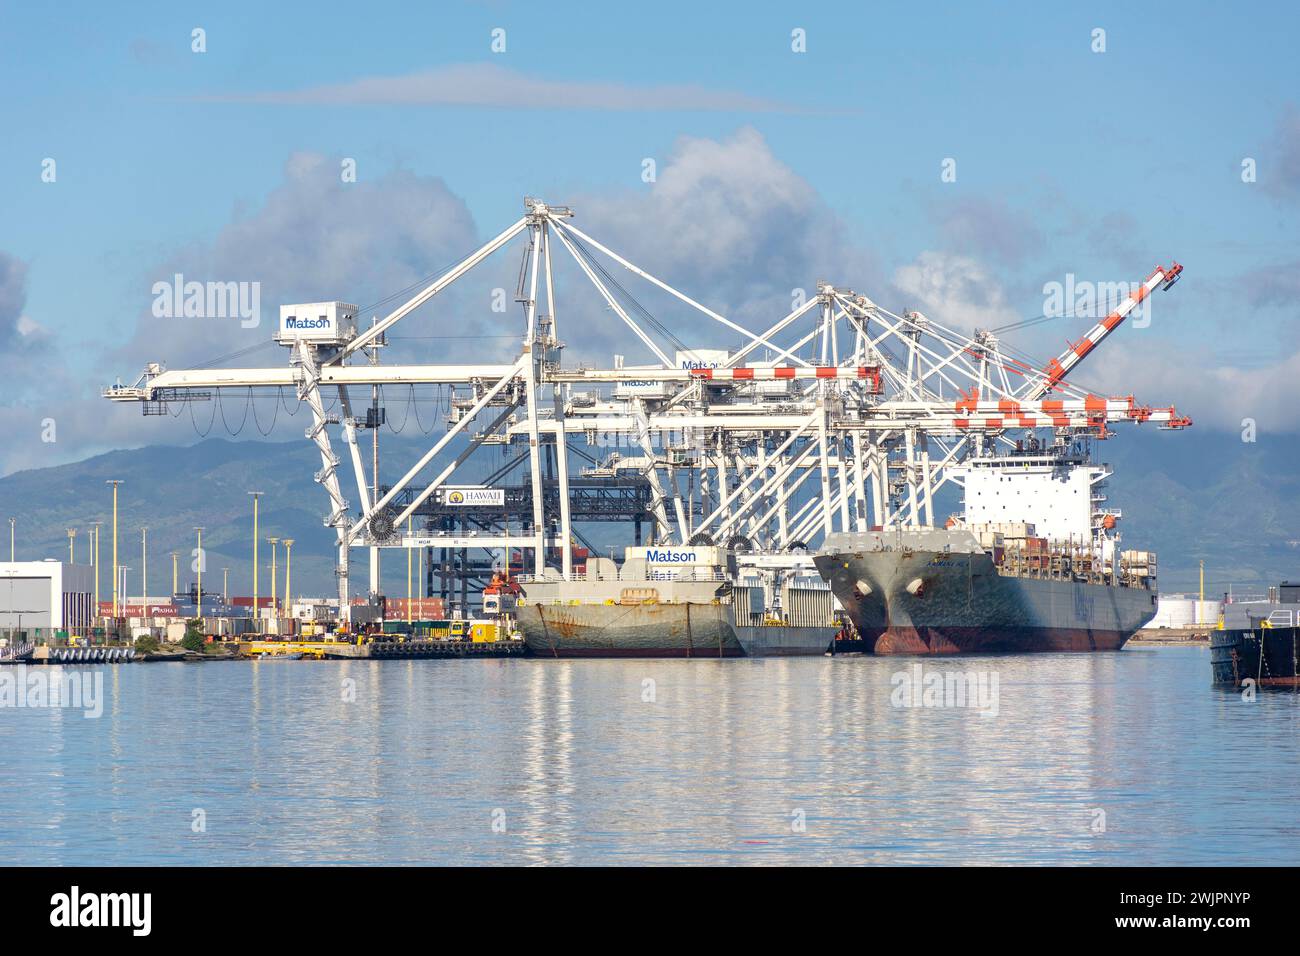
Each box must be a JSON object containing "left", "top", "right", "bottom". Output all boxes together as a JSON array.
[
  {"left": 0, "top": 641, "right": 34, "bottom": 662},
  {"left": 517, "top": 569, "right": 728, "bottom": 584},
  {"left": 47, "top": 647, "right": 137, "bottom": 663}
]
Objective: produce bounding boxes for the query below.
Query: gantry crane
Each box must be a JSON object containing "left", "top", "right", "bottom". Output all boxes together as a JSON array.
[{"left": 103, "top": 198, "right": 1189, "bottom": 620}]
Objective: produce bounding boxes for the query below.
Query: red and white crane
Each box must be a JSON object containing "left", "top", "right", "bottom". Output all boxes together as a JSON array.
[{"left": 1026, "top": 262, "right": 1183, "bottom": 400}]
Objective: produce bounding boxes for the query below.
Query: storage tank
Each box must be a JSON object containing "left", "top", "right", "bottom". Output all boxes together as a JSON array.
[
  {"left": 1151, "top": 594, "right": 1196, "bottom": 628},
  {"left": 1151, "top": 594, "right": 1222, "bottom": 627},
  {"left": 1194, "top": 599, "right": 1223, "bottom": 625}
]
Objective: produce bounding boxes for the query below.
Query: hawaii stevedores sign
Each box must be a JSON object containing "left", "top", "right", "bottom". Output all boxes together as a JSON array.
[{"left": 437, "top": 486, "right": 506, "bottom": 507}]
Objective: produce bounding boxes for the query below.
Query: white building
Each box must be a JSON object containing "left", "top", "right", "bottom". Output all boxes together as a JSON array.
[{"left": 0, "top": 560, "right": 94, "bottom": 637}]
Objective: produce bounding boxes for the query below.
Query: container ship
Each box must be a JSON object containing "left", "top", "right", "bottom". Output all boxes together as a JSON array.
[
  {"left": 515, "top": 546, "right": 837, "bottom": 657},
  {"left": 814, "top": 450, "right": 1158, "bottom": 654}
]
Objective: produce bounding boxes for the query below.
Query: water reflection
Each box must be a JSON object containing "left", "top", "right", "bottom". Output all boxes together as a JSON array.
[{"left": 0, "top": 647, "right": 1295, "bottom": 865}]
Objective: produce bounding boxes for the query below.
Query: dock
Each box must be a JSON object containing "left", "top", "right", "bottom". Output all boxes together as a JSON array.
[
  {"left": 1129, "top": 627, "right": 1211, "bottom": 645},
  {"left": 367, "top": 639, "right": 527, "bottom": 659},
  {"left": 238, "top": 639, "right": 528, "bottom": 660}
]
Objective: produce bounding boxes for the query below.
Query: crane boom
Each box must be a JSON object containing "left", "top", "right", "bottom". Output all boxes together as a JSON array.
[{"left": 1027, "top": 262, "right": 1182, "bottom": 400}]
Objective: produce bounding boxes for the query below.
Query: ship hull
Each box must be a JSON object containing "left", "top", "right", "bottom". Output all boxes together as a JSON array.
[
  {"left": 516, "top": 604, "right": 836, "bottom": 658},
  {"left": 814, "top": 544, "right": 1157, "bottom": 655},
  {"left": 1212, "top": 627, "right": 1300, "bottom": 687},
  {"left": 733, "top": 624, "right": 834, "bottom": 656},
  {"left": 518, "top": 602, "right": 744, "bottom": 657}
]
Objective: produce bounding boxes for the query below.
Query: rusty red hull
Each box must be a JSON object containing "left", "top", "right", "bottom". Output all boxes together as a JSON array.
[{"left": 872, "top": 625, "right": 1132, "bottom": 655}]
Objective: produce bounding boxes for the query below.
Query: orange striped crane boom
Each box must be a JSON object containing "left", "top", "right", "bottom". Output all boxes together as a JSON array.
[{"left": 1025, "top": 262, "right": 1182, "bottom": 401}]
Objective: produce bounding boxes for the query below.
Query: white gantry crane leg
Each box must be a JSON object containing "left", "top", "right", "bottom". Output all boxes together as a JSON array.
[
  {"left": 836, "top": 434, "right": 851, "bottom": 532},
  {"left": 903, "top": 428, "right": 920, "bottom": 525},
  {"left": 817, "top": 390, "right": 834, "bottom": 538},
  {"left": 522, "top": 219, "right": 548, "bottom": 576},
  {"left": 631, "top": 398, "right": 673, "bottom": 542},
  {"left": 713, "top": 436, "right": 729, "bottom": 536},
  {"left": 776, "top": 472, "right": 790, "bottom": 546},
  {"left": 667, "top": 465, "right": 690, "bottom": 546},
  {"left": 542, "top": 224, "right": 574, "bottom": 580},
  {"left": 852, "top": 432, "right": 870, "bottom": 532},
  {"left": 920, "top": 439, "right": 935, "bottom": 528},
  {"left": 292, "top": 340, "right": 352, "bottom": 619},
  {"left": 876, "top": 452, "right": 892, "bottom": 528},
  {"left": 336, "top": 385, "right": 378, "bottom": 594}
]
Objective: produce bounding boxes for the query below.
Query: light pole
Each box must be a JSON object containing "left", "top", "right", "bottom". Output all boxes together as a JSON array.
[
  {"left": 248, "top": 491, "right": 263, "bottom": 629},
  {"left": 268, "top": 537, "right": 279, "bottom": 613},
  {"left": 67, "top": 528, "right": 76, "bottom": 564},
  {"left": 8, "top": 516, "right": 14, "bottom": 561},
  {"left": 92, "top": 522, "right": 102, "bottom": 610},
  {"left": 194, "top": 527, "right": 204, "bottom": 620},
  {"left": 282, "top": 540, "right": 293, "bottom": 611},
  {"left": 140, "top": 526, "right": 148, "bottom": 610},
  {"left": 1198, "top": 559, "right": 1205, "bottom": 625},
  {"left": 106, "top": 480, "right": 123, "bottom": 617}
]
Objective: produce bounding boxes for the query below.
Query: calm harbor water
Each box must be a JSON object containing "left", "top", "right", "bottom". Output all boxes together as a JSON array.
[{"left": 2, "top": 645, "right": 1296, "bottom": 865}]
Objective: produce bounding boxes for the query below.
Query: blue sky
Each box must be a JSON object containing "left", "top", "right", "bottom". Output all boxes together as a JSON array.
[{"left": 1, "top": 0, "right": 1298, "bottom": 475}]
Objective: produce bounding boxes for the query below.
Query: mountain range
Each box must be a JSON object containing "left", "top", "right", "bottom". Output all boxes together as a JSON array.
[{"left": 0, "top": 427, "right": 1294, "bottom": 601}]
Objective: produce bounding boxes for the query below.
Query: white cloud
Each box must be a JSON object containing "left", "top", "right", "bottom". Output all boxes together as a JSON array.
[
  {"left": 891, "top": 250, "right": 1018, "bottom": 331},
  {"left": 206, "top": 63, "right": 808, "bottom": 113},
  {"left": 1085, "top": 344, "right": 1300, "bottom": 435},
  {"left": 557, "top": 127, "right": 882, "bottom": 358},
  {"left": 110, "top": 151, "right": 482, "bottom": 373},
  {"left": 0, "top": 156, "right": 487, "bottom": 476},
  {"left": 0, "top": 252, "right": 29, "bottom": 344}
]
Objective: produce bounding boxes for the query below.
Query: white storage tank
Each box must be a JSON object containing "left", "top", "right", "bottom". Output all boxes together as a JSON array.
[
  {"left": 1151, "top": 595, "right": 1196, "bottom": 628},
  {"left": 1151, "top": 594, "right": 1223, "bottom": 627}
]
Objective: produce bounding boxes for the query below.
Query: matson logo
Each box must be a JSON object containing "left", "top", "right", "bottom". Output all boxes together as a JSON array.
[
  {"left": 50, "top": 886, "right": 151, "bottom": 936},
  {"left": 644, "top": 549, "right": 698, "bottom": 564},
  {"left": 283, "top": 316, "right": 331, "bottom": 330}
]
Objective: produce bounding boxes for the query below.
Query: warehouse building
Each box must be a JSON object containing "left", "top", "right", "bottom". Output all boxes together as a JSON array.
[{"left": 0, "top": 560, "right": 94, "bottom": 642}]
